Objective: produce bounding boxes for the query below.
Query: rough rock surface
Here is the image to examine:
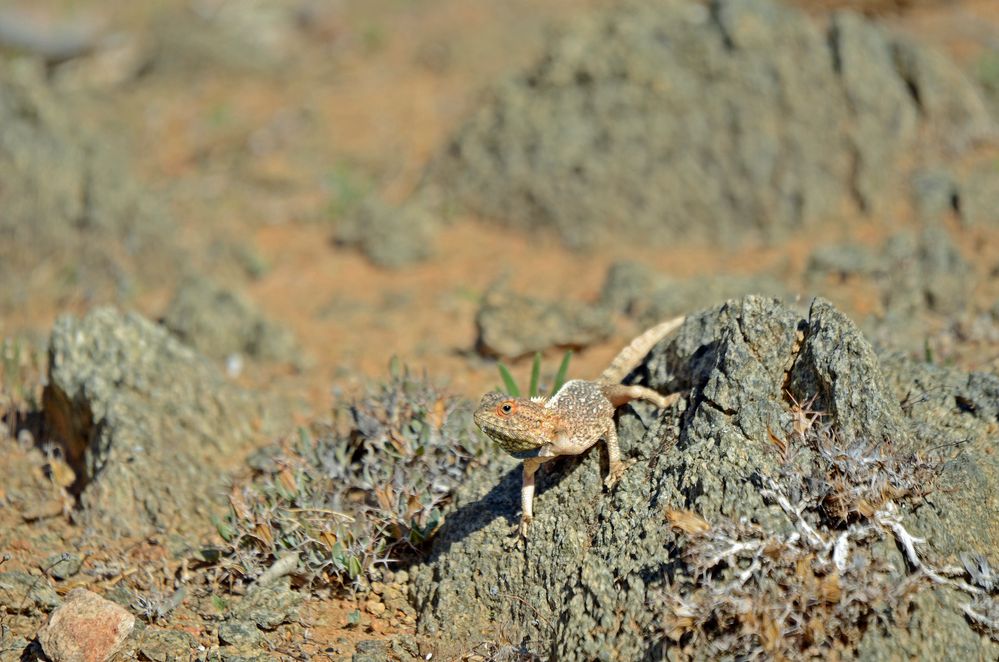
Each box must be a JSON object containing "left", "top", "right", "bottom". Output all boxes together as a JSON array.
[
  {"left": 411, "top": 296, "right": 999, "bottom": 659},
  {"left": 0, "top": 572, "right": 61, "bottom": 614},
  {"left": 476, "top": 285, "right": 614, "bottom": 359},
  {"left": 0, "top": 60, "right": 176, "bottom": 312},
  {"left": 162, "top": 276, "right": 299, "bottom": 364},
  {"left": 37, "top": 589, "right": 135, "bottom": 662},
  {"left": 425, "top": 0, "right": 993, "bottom": 248},
  {"left": 42, "top": 307, "right": 276, "bottom": 537},
  {"left": 807, "top": 223, "right": 972, "bottom": 348}
]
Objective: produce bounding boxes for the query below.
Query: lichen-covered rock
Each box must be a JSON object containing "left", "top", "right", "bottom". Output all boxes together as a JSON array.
[
  {"left": 411, "top": 296, "right": 999, "bottom": 659},
  {"left": 476, "top": 286, "right": 614, "bottom": 359},
  {"left": 42, "top": 307, "right": 277, "bottom": 537},
  {"left": 0, "top": 60, "right": 176, "bottom": 312},
  {"left": 425, "top": 0, "right": 992, "bottom": 248},
  {"left": 0, "top": 572, "right": 61, "bottom": 614},
  {"left": 162, "top": 276, "right": 299, "bottom": 364}
]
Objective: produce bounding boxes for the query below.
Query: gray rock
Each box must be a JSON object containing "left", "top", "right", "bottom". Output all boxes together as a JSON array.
[
  {"left": 0, "top": 60, "right": 176, "bottom": 313},
  {"left": 43, "top": 307, "right": 276, "bottom": 537},
  {"left": 911, "top": 168, "right": 959, "bottom": 224},
  {"left": 353, "top": 639, "right": 388, "bottom": 662},
  {"left": 881, "top": 225, "right": 971, "bottom": 318},
  {"left": 218, "top": 620, "right": 260, "bottom": 647},
  {"left": 231, "top": 580, "right": 303, "bottom": 630},
  {"left": 0, "top": 571, "right": 61, "bottom": 613},
  {"left": 600, "top": 260, "right": 788, "bottom": 325},
  {"left": 0, "top": 632, "right": 29, "bottom": 662},
  {"left": 411, "top": 296, "right": 999, "bottom": 659},
  {"left": 335, "top": 196, "right": 438, "bottom": 268},
  {"left": 808, "top": 224, "right": 972, "bottom": 335},
  {"left": 891, "top": 34, "right": 995, "bottom": 150},
  {"left": 476, "top": 286, "right": 614, "bottom": 359},
  {"left": 162, "top": 276, "right": 299, "bottom": 364},
  {"left": 389, "top": 633, "right": 421, "bottom": 661},
  {"left": 957, "top": 161, "right": 999, "bottom": 227},
  {"left": 43, "top": 552, "right": 83, "bottom": 580},
  {"left": 424, "top": 0, "right": 992, "bottom": 248},
  {"left": 137, "top": 626, "right": 199, "bottom": 662},
  {"left": 806, "top": 243, "right": 881, "bottom": 281},
  {"left": 830, "top": 11, "right": 918, "bottom": 213}
]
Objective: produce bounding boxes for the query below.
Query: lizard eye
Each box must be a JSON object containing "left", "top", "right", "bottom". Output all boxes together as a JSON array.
[{"left": 497, "top": 401, "right": 516, "bottom": 416}]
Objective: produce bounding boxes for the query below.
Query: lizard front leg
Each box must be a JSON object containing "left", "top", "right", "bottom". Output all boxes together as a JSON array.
[
  {"left": 518, "top": 457, "right": 544, "bottom": 538},
  {"left": 603, "top": 422, "right": 630, "bottom": 488}
]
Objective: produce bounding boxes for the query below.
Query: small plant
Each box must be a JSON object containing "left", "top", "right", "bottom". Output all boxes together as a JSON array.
[
  {"left": 326, "top": 163, "right": 370, "bottom": 220},
  {"left": 216, "top": 363, "right": 491, "bottom": 590},
  {"left": 496, "top": 350, "right": 572, "bottom": 398}
]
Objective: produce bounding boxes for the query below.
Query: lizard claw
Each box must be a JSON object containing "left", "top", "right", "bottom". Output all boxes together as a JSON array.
[
  {"left": 604, "top": 460, "right": 632, "bottom": 489},
  {"left": 504, "top": 515, "right": 532, "bottom": 549}
]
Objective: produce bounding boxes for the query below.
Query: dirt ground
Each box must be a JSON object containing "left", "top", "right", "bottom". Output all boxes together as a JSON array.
[{"left": 1, "top": 0, "right": 999, "bottom": 659}]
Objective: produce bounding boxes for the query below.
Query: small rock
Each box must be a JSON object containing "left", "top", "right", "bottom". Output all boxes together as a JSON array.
[
  {"left": 37, "top": 588, "right": 135, "bottom": 662},
  {"left": 161, "top": 276, "right": 299, "bottom": 364},
  {"left": 381, "top": 585, "right": 403, "bottom": 602},
  {"left": 353, "top": 639, "right": 388, "bottom": 662},
  {"left": 218, "top": 620, "right": 260, "bottom": 647},
  {"left": 231, "top": 581, "right": 303, "bottom": 630},
  {"left": 0, "top": 571, "right": 61, "bottom": 613},
  {"left": 369, "top": 581, "right": 386, "bottom": 596},
  {"left": 364, "top": 599, "right": 386, "bottom": 616},
  {"left": 393, "top": 570, "right": 409, "bottom": 584},
  {"left": 43, "top": 553, "right": 83, "bottom": 580},
  {"left": 476, "top": 285, "right": 614, "bottom": 359},
  {"left": 137, "top": 626, "right": 198, "bottom": 662},
  {"left": 335, "top": 196, "right": 438, "bottom": 268},
  {"left": 389, "top": 633, "right": 421, "bottom": 661}
]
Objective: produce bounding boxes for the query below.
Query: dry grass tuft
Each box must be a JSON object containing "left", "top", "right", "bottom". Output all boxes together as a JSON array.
[{"left": 215, "top": 362, "right": 491, "bottom": 591}]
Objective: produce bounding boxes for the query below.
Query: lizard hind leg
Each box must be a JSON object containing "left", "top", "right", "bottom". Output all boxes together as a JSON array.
[{"left": 602, "top": 383, "right": 681, "bottom": 410}]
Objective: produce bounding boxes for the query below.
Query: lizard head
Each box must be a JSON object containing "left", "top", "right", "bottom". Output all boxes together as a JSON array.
[{"left": 473, "top": 391, "right": 552, "bottom": 458}]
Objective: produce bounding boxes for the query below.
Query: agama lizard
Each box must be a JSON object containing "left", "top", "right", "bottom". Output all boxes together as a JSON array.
[{"left": 473, "top": 316, "right": 686, "bottom": 537}]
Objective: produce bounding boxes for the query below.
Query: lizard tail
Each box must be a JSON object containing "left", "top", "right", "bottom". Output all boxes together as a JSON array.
[{"left": 600, "top": 315, "right": 686, "bottom": 383}]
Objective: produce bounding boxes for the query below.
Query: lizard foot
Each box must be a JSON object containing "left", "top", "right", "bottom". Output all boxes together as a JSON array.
[
  {"left": 504, "top": 515, "right": 532, "bottom": 549},
  {"left": 604, "top": 459, "right": 633, "bottom": 489}
]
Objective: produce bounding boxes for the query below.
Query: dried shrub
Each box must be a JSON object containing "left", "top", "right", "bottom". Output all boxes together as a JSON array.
[
  {"left": 217, "top": 363, "right": 491, "bottom": 590},
  {"left": 653, "top": 396, "right": 996, "bottom": 658}
]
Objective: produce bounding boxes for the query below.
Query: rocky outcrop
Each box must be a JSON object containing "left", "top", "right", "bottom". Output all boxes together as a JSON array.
[
  {"left": 162, "top": 276, "right": 299, "bottom": 364},
  {"left": 42, "top": 308, "right": 278, "bottom": 537},
  {"left": 425, "top": 0, "right": 993, "bottom": 248},
  {"left": 0, "top": 61, "right": 176, "bottom": 312},
  {"left": 411, "top": 296, "right": 999, "bottom": 659}
]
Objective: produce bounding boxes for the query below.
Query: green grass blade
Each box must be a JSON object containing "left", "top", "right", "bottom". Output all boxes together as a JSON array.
[
  {"left": 550, "top": 350, "right": 572, "bottom": 396},
  {"left": 497, "top": 362, "right": 521, "bottom": 397},
  {"left": 528, "top": 353, "right": 541, "bottom": 397}
]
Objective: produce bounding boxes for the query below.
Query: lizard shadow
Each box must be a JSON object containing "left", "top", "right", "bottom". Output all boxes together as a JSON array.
[{"left": 419, "top": 456, "right": 582, "bottom": 562}]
